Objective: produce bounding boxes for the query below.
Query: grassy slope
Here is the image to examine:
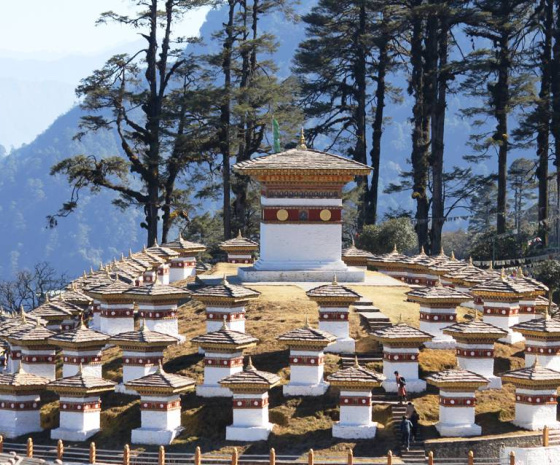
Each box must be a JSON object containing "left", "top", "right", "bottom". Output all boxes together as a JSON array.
[{"left": 33, "top": 269, "right": 523, "bottom": 457}]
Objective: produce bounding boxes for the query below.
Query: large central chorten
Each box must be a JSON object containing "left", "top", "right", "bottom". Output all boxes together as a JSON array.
[{"left": 233, "top": 132, "right": 371, "bottom": 282}]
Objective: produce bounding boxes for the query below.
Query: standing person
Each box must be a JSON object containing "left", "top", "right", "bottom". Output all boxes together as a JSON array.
[
  {"left": 410, "top": 408, "right": 420, "bottom": 442},
  {"left": 395, "top": 371, "right": 407, "bottom": 403},
  {"left": 400, "top": 415, "right": 413, "bottom": 452},
  {"left": 405, "top": 401, "right": 415, "bottom": 418}
]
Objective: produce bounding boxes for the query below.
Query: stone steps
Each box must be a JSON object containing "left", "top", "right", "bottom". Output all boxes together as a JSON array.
[
  {"left": 358, "top": 312, "right": 392, "bottom": 332},
  {"left": 390, "top": 404, "right": 426, "bottom": 464},
  {"left": 340, "top": 353, "right": 382, "bottom": 368}
]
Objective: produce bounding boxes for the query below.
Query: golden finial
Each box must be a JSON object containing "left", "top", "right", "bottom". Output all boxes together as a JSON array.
[
  {"left": 304, "top": 315, "right": 310, "bottom": 328},
  {"left": 296, "top": 127, "right": 307, "bottom": 150},
  {"left": 436, "top": 276, "right": 443, "bottom": 287},
  {"left": 398, "top": 313, "right": 403, "bottom": 324},
  {"left": 420, "top": 246, "right": 425, "bottom": 255},
  {"left": 246, "top": 356, "right": 256, "bottom": 371},
  {"left": 332, "top": 274, "right": 338, "bottom": 285},
  {"left": 221, "top": 315, "right": 229, "bottom": 330},
  {"left": 351, "top": 236, "right": 356, "bottom": 248},
  {"left": 78, "top": 362, "right": 84, "bottom": 375},
  {"left": 237, "top": 230, "right": 243, "bottom": 239},
  {"left": 501, "top": 268, "right": 506, "bottom": 279},
  {"left": 222, "top": 274, "right": 228, "bottom": 285},
  {"left": 79, "top": 313, "right": 87, "bottom": 330},
  {"left": 156, "top": 360, "right": 165, "bottom": 374},
  {"left": 440, "top": 246, "right": 445, "bottom": 256},
  {"left": 129, "top": 248, "right": 133, "bottom": 257},
  {"left": 468, "top": 256, "right": 473, "bottom": 266},
  {"left": 83, "top": 271, "right": 87, "bottom": 279},
  {"left": 154, "top": 238, "right": 159, "bottom": 247},
  {"left": 473, "top": 309, "right": 479, "bottom": 321},
  {"left": 533, "top": 355, "right": 540, "bottom": 368},
  {"left": 353, "top": 355, "right": 360, "bottom": 368},
  {"left": 451, "top": 251, "right": 456, "bottom": 260},
  {"left": 392, "top": 244, "right": 398, "bottom": 253},
  {"left": 517, "top": 267, "right": 524, "bottom": 277},
  {"left": 488, "top": 261, "right": 493, "bottom": 270},
  {"left": 20, "top": 305, "right": 26, "bottom": 323}
]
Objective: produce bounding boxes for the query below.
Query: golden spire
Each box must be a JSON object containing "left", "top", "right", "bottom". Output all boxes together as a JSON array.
[
  {"left": 473, "top": 309, "right": 479, "bottom": 321},
  {"left": 488, "top": 261, "right": 493, "bottom": 270},
  {"left": 296, "top": 127, "right": 307, "bottom": 150},
  {"left": 237, "top": 230, "right": 243, "bottom": 239},
  {"left": 221, "top": 315, "right": 229, "bottom": 330},
  {"left": 246, "top": 355, "right": 256, "bottom": 371},
  {"left": 332, "top": 274, "right": 338, "bottom": 285},
  {"left": 79, "top": 313, "right": 87, "bottom": 330},
  {"left": 436, "top": 276, "right": 443, "bottom": 287},
  {"left": 420, "top": 246, "right": 425, "bottom": 255},
  {"left": 156, "top": 359, "right": 165, "bottom": 374},
  {"left": 468, "top": 256, "right": 473, "bottom": 266},
  {"left": 440, "top": 246, "right": 445, "bottom": 256},
  {"left": 517, "top": 266, "right": 524, "bottom": 278},
  {"left": 304, "top": 315, "right": 310, "bottom": 328},
  {"left": 222, "top": 274, "right": 229, "bottom": 285},
  {"left": 351, "top": 236, "right": 356, "bottom": 248},
  {"left": 353, "top": 355, "right": 360, "bottom": 368},
  {"left": 533, "top": 355, "right": 540, "bottom": 368},
  {"left": 501, "top": 268, "right": 506, "bottom": 279},
  {"left": 20, "top": 305, "right": 26, "bottom": 323},
  {"left": 129, "top": 248, "right": 133, "bottom": 257},
  {"left": 450, "top": 251, "right": 456, "bottom": 260},
  {"left": 392, "top": 244, "right": 398, "bottom": 253}
]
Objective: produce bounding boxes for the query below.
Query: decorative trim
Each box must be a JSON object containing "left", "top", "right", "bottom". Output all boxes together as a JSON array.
[
  {"left": 227, "top": 258, "right": 254, "bottom": 264},
  {"left": 319, "top": 312, "right": 349, "bottom": 321},
  {"left": 22, "top": 354, "right": 56, "bottom": 363},
  {"left": 100, "top": 308, "right": 134, "bottom": 318},
  {"left": 141, "top": 400, "right": 181, "bottom": 411},
  {"left": 207, "top": 312, "right": 245, "bottom": 322},
  {"left": 340, "top": 396, "right": 371, "bottom": 406},
  {"left": 170, "top": 261, "right": 196, "bottom": 268},
  {"left": 262, "top": 206, "right": 342, "bottom": 224},
  {"left": 439, "top": 396, "right": 476, "bottom": 407},
  {"left": 526, "top": 345, "right": 560, "bottom": 355},
  {"left": 383, "top": 352, "right": 419, "bottom": 362},
  {"left": 63, "top": 355, "right": 102, "bottom": 364},
  {"left": 205, "top": 357, "right": 244, "bottom": 368},
  {"left": 138, "top": 310, "right": 177, "bottom": 320},
  {"left": 516, "top": 394, "right": 557, "bottom": 405},
  {"left": 289, "top": 355, "right": 324, "bottom": 366},
  {"left": 0, "top": 400, "right": 40, "bottom": 410},
  {"left": 484, "top": 307, "right": 519, "bottom": 316},
  {"left": 519, "top": 305, "right": 536, "bottom": 314},
  {"left": 233, "top": 398, "right": 268, "bottom": 409},
  {"left": 456, "top": 349, "right": 494, "bottom": 358},
  {"left": 123, "top": 356, "right": 163, "bottom": 366},
  {"left": 420, "top": 312, "right": 456, "bottom": 322},
  {"left": 61, "top": 401, "right": 101, "bottom": 412}
]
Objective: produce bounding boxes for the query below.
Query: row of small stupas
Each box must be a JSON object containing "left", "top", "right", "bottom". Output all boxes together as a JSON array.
[{"left": 1, "top": 267, "right": 560, "bottom": 445}]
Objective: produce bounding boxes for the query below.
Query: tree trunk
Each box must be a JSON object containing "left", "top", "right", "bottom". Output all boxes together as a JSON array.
[
  {"left": 495, "top": 29, "right": 510, "bottom": 235},
  {"left": 537, "top": 0, "right": 553, "bottom": 246},
  {"left": 430, "top": 9, "right": 449, "bottom": 255},
  {"left": 367, "top": 36, "right": 388, "bottom": 225},
  {"left": 354, "top": 0, "right": 369, "bottom": 230},
  {"left": 220, "top": 0, "right": 237, "bottom": 240},
  {"left": 410, "top": 3, "right": 430, "bottom": 252}
]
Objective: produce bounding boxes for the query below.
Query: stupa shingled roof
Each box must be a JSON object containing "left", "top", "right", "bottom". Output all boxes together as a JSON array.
[
  {"left": 7, "top": 323, "right": 56, "bottom": 343},
  {"left": 501, "top": 360, "right": 560, "bottom": 387},
  {"left": 233, "top": 147, "right": 371, "bottom": 175},
  {"left": 278, "top": 324, "right": 336, "bottom": 345},
  {"left": 145, "top": 243, "right": 180, "bottom": 259},
  {"left": 442, "top": 319, "right": 508, "bottom": 338},
  {"left": 511, "top": 315, "right": 560, "bottom": 336},
  {"left": 162, "top": 236, "right": 206, "bottom": 253},
  {"left": 219, "top": 231, "right": 259, "bottom": 249},
  {"left": 406, "top": 283, "right": 472, "bottom": 302},
  {"left": 426, "top": 368, "right": 489, "bottom": 388},
  {"left": 191, "top": 278, "right": 260, "bottom": 300},
  {"left": 342, "top": 245, "right": 374, "bottom": 259},
  {"left": 471, "top": 272, "right": 543, "bottom": 296},
  {"left": 29, "top": 299, "right": 82, "bottom": 319},
  {"left": 190, "top": 325, "right": 258, "bottom": 348},
  {"left": 49, "top": 320, "right": 110, "bottom": 347},
  {"left": 110, "top": 323, "right": 179, "bottom": 346},
  {"left": 125, "top": 364, "right": 196, "bottom": 393},
  {"left": 306, "top": 279, "right": 361, "bottom": 300},
  {"left": 327, "top": 362, "right": 384, "bottom": 386},
  {"left": 84, "top": 279, "right": 132, "bottom": 297},
  {"left": 536, "top": 295, "right": 558, "bottom": 310},
  {"left": 368, "top": 245, "right": 411, "bottom": 265},
  {"left": 122, "top": 282, "right": 191, "bottom": 300},
  {"left": 58, "top": 284, "right": 93, "bottom": 306},
  {"left": 219, "top": 360, "right": 280, "bottom": 388},
  {"left": 0, "top": 314, "right": 37, "bottom": 338},
  {"left": 0, "top": 366, "right": 49, "bottom": 390},
  {"left": 370, "top": 323, "right": 433, "bottom": 341},
  {"left": 48, "top": 369, "right": 116, "bottom": 394}
]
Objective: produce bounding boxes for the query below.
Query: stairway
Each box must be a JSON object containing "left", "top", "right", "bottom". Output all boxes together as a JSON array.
[
  {"left": 391, "top": 403, "right": 426, "bottom": 464},
  {"left": 353, "top": 298, "right": 392, "bottom": 332},
  {"left": 340, "top": 352, "right": 382, "bottom": 368}
]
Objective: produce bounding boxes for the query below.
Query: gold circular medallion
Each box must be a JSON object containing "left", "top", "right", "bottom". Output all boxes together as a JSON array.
[
  {"left": 320, "top": 209, "right": 332, "bottom": 221},
  {"left": 276, "top": 209, "right": 289, "bottom": 221}
]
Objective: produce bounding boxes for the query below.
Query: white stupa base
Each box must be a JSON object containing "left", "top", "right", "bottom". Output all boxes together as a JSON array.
[
  {"left": 480, "top": 376, "right": 502, "bottom": 390},
  {"left": 513, "top": 420, "right": 560, "bottom": 431},
  {"left": 196, "top": 385, "right": 232, "bottom": 398},
  {"left": 0, "top": 426, "right": 43, "bottom": 439},
  {"left": 131, "top": 426, "right": 183, "bottom": 445},
  {"left": 332, "top": 422, "right": 377, "bottom": 439},
  {"left": 283, "top": 382, "right": 329, "bottom": 397},
  {"left": 499, "top": 332, "right": 525, "bottom": 345},
  {"left": 383, "top": 379, "right": 426, "bottom": 393},
  {"left": 324, "top": 338, "right": 355, "bottom": 354},
  {"left": 51, "top": 427, "right": 99, "bottom": 442},
  {"left": 436, "top": 423, "right": 481, "bottom": 437},
  {"left": 238, "top": 267, "right": 365, "bottom": 283},
  {"left": 226, "top": 423, "right": 274, "bottom": 441},
  {"left": 425, "top": 338, "right": 456, "bottom": 350}
]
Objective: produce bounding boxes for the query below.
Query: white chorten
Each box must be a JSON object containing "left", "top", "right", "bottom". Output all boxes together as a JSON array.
[
  {"left": 442, "top": 318, "right": 507, "bottom": 389},
  {"left": 502, "top": 359, "right": 560, "bottom": 431},
  {"left": 427, "top": 368, "right": 489, "bottom": 437},
  {"left": 233, "top": 132, "right": 371, "bottom": 282},
  {"left": 219, "top": 358, "right": 280, "bottom": 441},
  {"left": 219, "top": 231, "right": 259, "bottom": 264},
  {"left": 327, "top": 359, "right": 384, "bottom": 439},
  {"left": 277, "top": 321, "right": 336, "bottom": 396},
  {"left": 126, "top": 363, "right": 196, "bottom": 445},
  {"left": 162, "top": 236, "right": 206, "bottom": 283},
  {"left": 306, "top": 278, "right": 361, "bottom": 354},
  {"left": 371, "top": 322, "right": 432, "bottom": 393},
  {"left": 0, "top": 366, "right": 49, "bottom": 438}
]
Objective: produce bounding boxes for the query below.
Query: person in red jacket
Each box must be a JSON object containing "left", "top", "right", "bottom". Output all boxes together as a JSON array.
[{"left": 395, "top": 371, "right": 407, "bottom": 403}]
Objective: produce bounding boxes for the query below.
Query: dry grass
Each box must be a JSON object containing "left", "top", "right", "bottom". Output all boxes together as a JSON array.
[{"left": 23, "top": 278, "right": 528, "bottom": 457}]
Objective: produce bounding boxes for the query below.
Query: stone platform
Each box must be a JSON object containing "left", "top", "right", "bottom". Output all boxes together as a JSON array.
[
  {"left": 283, "top": 381, "right": 330, "bottom": 397},
  {"left": 226, "top": 423, "right": 274, "bottom": 441},
  {"left": 237, "top": 267, "right": 365, "bottom": 283},
  {"left": 332, "top": 422, "right": 377, "bottom": 439},
  {"left": 132, "top": 426, "right": 184, "bottom": 445}
]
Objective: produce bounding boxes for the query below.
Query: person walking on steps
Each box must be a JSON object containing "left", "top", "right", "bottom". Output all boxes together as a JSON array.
[
  {"left": 406, "top": 402, "right": 419, "bottom": 441},
  {"left": 400, "top": 415, "right": 413, "bottom": 452},
  {"left": 395, "top": 371, "right": 407, "bottom": 403}
]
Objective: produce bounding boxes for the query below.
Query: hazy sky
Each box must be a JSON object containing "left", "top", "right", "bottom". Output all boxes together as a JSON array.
[{"left": 0, "top": 0, "right": 210, "bottom": 58}]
